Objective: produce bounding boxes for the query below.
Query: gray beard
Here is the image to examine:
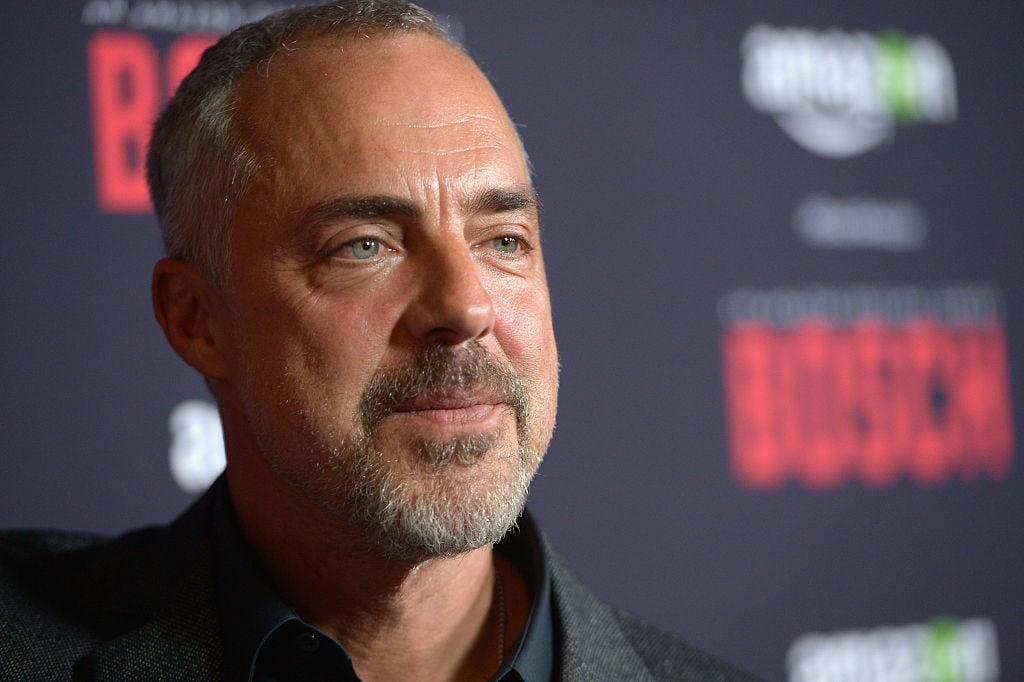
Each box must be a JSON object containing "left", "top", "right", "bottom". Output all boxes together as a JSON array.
[
  {"left": 269, "top": 342, "right": 539, "bottom": 561},
  {"left": 333, "top": 429, "right": 536, "bottom": 561}
]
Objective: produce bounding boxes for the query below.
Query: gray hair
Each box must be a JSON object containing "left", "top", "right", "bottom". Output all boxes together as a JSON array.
[{"left": 146, "top": 1, "right": 455, "bottom": 285}]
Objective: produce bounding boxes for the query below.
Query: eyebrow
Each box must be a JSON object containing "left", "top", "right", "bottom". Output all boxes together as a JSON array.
[
  {"left": 301, "top": 185, "right": 541, "bottom": 231},
  {"left": 463, "top": 186, "right": 541, "bottom": 217},
  {"left": 302, "top": 195, "right": 421, "bottom": 229}
]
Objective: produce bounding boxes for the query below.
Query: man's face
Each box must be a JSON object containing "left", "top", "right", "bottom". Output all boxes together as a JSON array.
[{"left": 217, "top": 33, "right": 558, "bottom": 558}]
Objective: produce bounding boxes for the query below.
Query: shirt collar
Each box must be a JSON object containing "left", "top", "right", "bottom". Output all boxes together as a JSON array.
[
  {"left": 492, "top": 511, "right": 554, "bottom": 682},
  {"left": 210, "top": 476, "right": 553, "bottom": 682}
]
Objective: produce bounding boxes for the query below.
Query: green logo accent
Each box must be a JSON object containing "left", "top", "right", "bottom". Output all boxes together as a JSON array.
[
  {"left": 924, "top": 616, "right": 961, "bottom": 682},
  {"left": 878, "top": 30, "right": 921, "bottom": 123}
]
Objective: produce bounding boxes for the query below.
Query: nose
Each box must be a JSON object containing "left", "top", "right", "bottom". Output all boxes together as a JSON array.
[{"left": 400, "top": 247, "right": 495, "bottom": 346}]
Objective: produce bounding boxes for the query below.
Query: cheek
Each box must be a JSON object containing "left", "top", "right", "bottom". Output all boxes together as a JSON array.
[
  {"left": 492, "top": 283, "right": 559, "bottom": 415},
  {"left": 288, "top": 301, "right": 394, "bottom": 400},
  {"left": 229, "top": 291, "right": 385, "bottom": 413},
  {"left": 231, "top": 254, "right": 419, "bottom": 380}
]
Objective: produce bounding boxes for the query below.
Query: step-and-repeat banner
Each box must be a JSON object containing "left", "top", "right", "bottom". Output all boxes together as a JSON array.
[{"left": 3, "top": 2, "right": 1021, "bottom": 679}]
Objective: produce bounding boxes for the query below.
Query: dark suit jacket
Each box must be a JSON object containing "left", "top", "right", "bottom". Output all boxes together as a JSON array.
[{"left": 0, "top": 492, "right": 760, "bottom": 681}]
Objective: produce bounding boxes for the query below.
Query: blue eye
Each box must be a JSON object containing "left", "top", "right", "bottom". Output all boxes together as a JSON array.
[
  {"left": 350, "top": 239, "right": 381, "bottom": 259},
  {"left": 492, "top": 236, "right": 519, "bottom": 254}
]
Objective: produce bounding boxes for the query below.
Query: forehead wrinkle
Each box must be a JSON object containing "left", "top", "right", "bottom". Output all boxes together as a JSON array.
[
  {"left": 361, "top": 144, "right": 509, "bottom": 157},
  {"left": 373, "top": 114, "right": 506, "bottom": 130}
]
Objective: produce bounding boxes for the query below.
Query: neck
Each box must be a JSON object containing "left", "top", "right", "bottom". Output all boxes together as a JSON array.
[{"left": 225, "top": 455, "right": 521, "bottom": 682}]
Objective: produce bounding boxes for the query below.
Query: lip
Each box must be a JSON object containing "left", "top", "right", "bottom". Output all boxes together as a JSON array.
[{"left": 390, "top": 391, "right": 507, "bottom": 427}]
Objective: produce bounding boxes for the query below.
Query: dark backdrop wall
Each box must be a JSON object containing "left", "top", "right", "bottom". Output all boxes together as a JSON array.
[{"left": 2, "top": 2, "right": 1021, "bottom": 680}]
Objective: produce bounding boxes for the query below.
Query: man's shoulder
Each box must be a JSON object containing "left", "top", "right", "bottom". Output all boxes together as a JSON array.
[
  {"left": 0, "top": 526, "right": 148, "bottom": 610},
  {"left": 0, "top": 527, "right": 113, "bottom": 616},
  {"left": 0, "top": 517, "right": 202, "bottom": 615},
  {"left": 0, "top": 526, "right": 163, "bottom": 678},
  {"left": 546, "top": 546, "right": 763, "bottom": 681},
  {"left": 0, "top": 497, "right": 223, "bottom": 679},
  {"left": 0, "top": 528, "right": 110, "bottom": 562},
  {"left": 0, "top": 523, "right": 184, "bottom": 630}
]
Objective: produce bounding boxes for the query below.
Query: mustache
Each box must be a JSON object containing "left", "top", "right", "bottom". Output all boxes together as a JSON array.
[{"left": 358, "top": 341, "right": 530, "bottom": 437}]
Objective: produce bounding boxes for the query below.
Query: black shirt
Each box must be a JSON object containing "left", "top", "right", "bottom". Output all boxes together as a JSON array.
[{"left": 209, "top": 477, "right": 554, "bottom": 681}]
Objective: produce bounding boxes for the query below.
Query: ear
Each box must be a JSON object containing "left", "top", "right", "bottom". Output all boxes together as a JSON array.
[{"left": 152, "top": 257, "right": 231, "bottom": 380}]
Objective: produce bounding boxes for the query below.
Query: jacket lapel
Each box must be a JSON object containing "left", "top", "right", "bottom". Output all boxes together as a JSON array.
[{"left": 547, "top": 543, "right": 656, "bottom": 682}]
